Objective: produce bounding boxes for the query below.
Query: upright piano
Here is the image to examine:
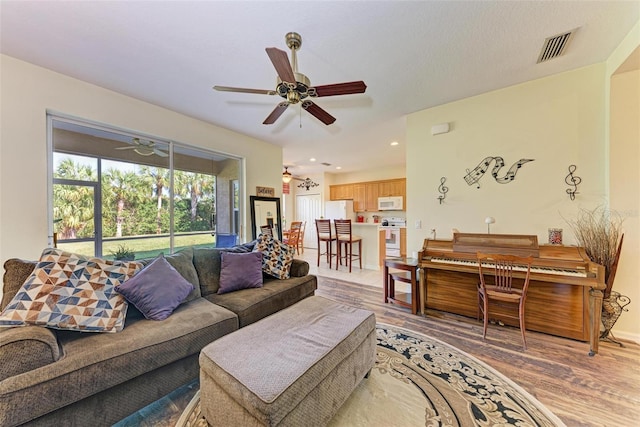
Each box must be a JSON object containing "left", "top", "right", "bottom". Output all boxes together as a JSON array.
[{"left": 418, "top": 233, "right": 605, "bottom": 355}]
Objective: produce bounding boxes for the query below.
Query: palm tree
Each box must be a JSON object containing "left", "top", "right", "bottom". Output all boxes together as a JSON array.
[
  {"left": 174, "top": 171, "right": 215, "bottom": 224},
  {"left": 103, "top": 168, "right": 146, "bottom": 237},
  {"left": 53, "top": 159, "right": 96, "bottom": 239},
  {"left": 141, "top": 166, "right": 170, "bottom": 234}
]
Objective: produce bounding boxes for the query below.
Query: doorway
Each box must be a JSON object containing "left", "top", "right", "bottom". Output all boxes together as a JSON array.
[{"left": 296, "top": 193, "right": 322, "bottom": 249}]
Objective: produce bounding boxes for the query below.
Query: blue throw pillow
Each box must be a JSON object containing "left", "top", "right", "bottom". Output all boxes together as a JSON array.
[
  {"left": 115, "top": 254, "right": 194, "bottom": 321},
  {"left": 217, "top": 251, "right": 263, "bottom": 294}
]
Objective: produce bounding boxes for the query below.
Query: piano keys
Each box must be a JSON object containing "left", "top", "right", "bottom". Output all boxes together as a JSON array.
[{"left": 418, "top": 233, "right": 605, "bottom": 355}]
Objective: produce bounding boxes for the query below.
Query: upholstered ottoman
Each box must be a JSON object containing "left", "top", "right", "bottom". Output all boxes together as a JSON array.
[{"left": 199, "top": 296, "right": 376, "bottom": 427}]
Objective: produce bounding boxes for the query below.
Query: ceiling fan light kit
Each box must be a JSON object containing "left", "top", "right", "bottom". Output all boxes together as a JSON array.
[
  {"left": 214, "top": 32, "right": 366, "bottom": 126},
  {"left": 282, "top": 167, "right": 293, "bottom": 183}
]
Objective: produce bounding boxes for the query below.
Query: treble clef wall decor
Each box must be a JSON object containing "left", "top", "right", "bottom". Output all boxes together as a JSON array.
[
  {"left": 565, "top": 164, "right": 581, "bottom": 200},
  {"left": 463, "top": 156, "right": 534, "bottom": 188},
  {"left": 437, "top": 177, "right": 448, "bottom": 204}
]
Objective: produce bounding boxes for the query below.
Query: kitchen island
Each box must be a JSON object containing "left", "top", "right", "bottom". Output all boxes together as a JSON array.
[{"left": 352, "top": 222, "right": 382, "bottom": 270}]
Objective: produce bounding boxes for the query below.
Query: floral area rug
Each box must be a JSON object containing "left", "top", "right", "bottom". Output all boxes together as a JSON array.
[{"left": 177, "top": 324, "right": 565, "bottom": 427}]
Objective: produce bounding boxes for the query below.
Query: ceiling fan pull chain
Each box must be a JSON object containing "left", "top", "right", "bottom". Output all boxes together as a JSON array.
[{"left": 300, "top": 104, "right": 302, "bottom": 128}]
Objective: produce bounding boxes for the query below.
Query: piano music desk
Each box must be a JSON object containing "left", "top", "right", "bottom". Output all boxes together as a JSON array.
[{"left": 384, "top": 257, "right": 420, "bottom": 315}]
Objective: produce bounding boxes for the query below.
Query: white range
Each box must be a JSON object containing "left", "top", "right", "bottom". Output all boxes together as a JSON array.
[{"left": 380, "top": 217, "right": 406, "bottom": 257}]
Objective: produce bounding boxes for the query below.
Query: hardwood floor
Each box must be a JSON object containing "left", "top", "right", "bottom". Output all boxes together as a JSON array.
[
  {"left": 314, "top": 274, "right": 640, "bottom": 427},
  {"left": 121, "top": 249, "right": 639, "bottom": 426}
]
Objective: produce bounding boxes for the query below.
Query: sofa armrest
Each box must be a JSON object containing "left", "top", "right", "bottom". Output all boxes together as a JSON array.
[
  {"left": 289, "top": 259, "right": 310, "bottom": 277},
  {"left": 0, "top": 326, "right": 61, "bottom": 381}
]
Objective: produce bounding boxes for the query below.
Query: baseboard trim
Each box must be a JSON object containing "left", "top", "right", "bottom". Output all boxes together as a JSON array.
[{"left": 608, "top": 329, "right": 640, "bottom": 345}]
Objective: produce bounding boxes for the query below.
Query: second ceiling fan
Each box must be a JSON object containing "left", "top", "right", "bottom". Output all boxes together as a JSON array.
[{"left": 213, "top": 32, "right": 367, "bottom": 125}]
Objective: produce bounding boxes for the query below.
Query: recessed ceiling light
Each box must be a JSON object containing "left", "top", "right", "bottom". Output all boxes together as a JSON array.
[
  {"left": 309, "top": 158, "right": 316, "bottom": 162},
  {"left": 390, "top": 141, "right": 399, "bottom": 146},
  {"left": 336, "top": 166, "right": 342, "bottom": 170}
]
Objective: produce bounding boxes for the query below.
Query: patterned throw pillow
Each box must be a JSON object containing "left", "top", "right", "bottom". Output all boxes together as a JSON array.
[
  {"left": 252, "top": 233, "right": 295, "bottom": 279},
  {"left": 0, "top": 248, "right": 141, "bottom": 333}
]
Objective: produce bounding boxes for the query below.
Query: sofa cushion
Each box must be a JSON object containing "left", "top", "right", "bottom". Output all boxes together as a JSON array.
[
  {"left": 0, "top": 298, "right": 238, "bottom": 426},
  {"left": 206, "top": 275, "right": 317, "bottom": 328},
  {"left": 252, "top": 234, "right": 295, "bottom": 279},
  {"left": 115, "top": 255, "right": 194, "bottom": 321},
  {"left": 164, "top": 247, "right": 201, "bottom": 302},
  {"left": 193, "top": 244, "right": 257, "bottom": 296},
  {"left": 0, "top": 248, "right": 141, "bottom": 333},
  {"left": 193, "top": 248, "right": 224, "bottom": 296},
  {"left": 1, "top": 258, "right": 36, "bottom": 311},
  {"left": 218, "top": 252, "right": 263, "bottom": 295}
]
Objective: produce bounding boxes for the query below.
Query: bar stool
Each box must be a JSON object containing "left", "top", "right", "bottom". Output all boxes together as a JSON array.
[
  {"left": 334, "top": 219, "right": 362, "bottom": 273},
  {"left": 315, "top": 219, "right": 337, "bottom": 268}
]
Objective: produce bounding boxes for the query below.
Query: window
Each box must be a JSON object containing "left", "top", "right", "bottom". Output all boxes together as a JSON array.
[{"left": 49, "top": 116, "right": 242, "bottom": 259}]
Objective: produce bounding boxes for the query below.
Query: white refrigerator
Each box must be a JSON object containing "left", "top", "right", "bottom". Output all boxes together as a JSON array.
[{"left": 324, "top": 200, "right": 356, "bottom": 221}]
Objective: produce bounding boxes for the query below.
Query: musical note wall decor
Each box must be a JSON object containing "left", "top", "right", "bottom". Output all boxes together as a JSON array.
[
  {"left": 565, "top": 164, "right": 581, "bottom": 200},
  {"left": 437, "top": 177, "right": 448, "bottom": 204},
  {"left": 464, "top": 156, "right": 534, "bottom": 188}
]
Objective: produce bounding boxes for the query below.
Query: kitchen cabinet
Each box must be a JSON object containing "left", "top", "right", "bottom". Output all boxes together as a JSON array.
[
  {"left": 353, "top": 184, "right": 366, "bottom": 212},
  {"left": 331, "top": 178, "right": 406, "bottom": 211},
  {"left": 378, "top": 179, "right": 406, "bottom": 210},
  {"left": 400, "top": 227, "right": 407, "bottom": 257},
  {"left": 329, "top": 184, "right": 354, "bottom": 200},
  {"left": 378, "top": 179, "right": 406, "bottom": 198},
  {"left": 364, "top": 182, "right": 379, "bottom": 212}
]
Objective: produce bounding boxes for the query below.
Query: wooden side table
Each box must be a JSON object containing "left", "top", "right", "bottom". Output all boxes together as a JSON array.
[{"left": 383, "top": 257, "right": 420, "bottom": 315}]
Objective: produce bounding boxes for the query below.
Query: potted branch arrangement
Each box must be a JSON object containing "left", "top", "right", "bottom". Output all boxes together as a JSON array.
[{"left": 566, "top": 206, "right": 629, "bottom": 345}]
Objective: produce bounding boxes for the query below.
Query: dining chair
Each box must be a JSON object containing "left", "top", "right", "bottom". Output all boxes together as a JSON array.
[
  {"left": 259, "top": 224, "right": 273, "bottom": 236},
  {"left": 334, "top": 219, "right": 362, "bottom": 273},
  {"left": 477, "top": 252, "right": 533, "bottom": 350},
  {"left": 315, "top": 219, "right": 337, "bottom": 268},
  {"left": 284, "top": 221, "right": 303, "bottom": 254},
  {"left": 297, "top": 221, "right": 306, "bottom": 254}
]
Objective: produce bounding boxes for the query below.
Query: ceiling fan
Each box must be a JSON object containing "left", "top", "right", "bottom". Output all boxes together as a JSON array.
[
  {"left": 115, "top": 138, "right": 168, "bottom": 157},
  {"left": 213, "top": 32, "right": 367, "bottom": 125}
]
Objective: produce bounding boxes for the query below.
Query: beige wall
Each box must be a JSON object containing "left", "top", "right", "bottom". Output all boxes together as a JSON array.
[
  {"left": 405, "top": 63, "right": 640, "bottom": 340},
  {"left": 609, "top": 69, "right": 640, "bottom": 341},
  {"left": 607, "top": 20, "right": 640, "bottom": 341},
  {"left": 407, "top": 64, "right": 607, "bottom": 248},
  {"left": 0, "top": 55, "right": 282, "bottom": 266}
]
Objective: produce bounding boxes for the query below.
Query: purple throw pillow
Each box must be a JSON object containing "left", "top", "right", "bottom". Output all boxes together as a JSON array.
[
  {"left": 217, "top": 251, "right": 263, "bottom": 294},
  {"left": 115, "top": 255, "right": 194, "bottom": 321}
]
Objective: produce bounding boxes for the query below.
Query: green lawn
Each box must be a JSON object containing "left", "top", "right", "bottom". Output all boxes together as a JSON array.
[{"left": 58, "top": 233, "right": 216, "bottom": 260}]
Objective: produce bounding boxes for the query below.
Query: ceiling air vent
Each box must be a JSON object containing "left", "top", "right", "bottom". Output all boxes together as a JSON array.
[{"left": 537, "top": 29, "right": 577, "bottom": 63}]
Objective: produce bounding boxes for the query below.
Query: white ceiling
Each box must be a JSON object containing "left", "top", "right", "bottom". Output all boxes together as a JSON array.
[{"left": 1, "top": 1, "right": 638, "bottom": 177}]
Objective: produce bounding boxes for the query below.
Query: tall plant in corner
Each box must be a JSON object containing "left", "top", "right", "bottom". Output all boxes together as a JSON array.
[{"left": 566, "top": 206, "right": 624, "bottom": 299}]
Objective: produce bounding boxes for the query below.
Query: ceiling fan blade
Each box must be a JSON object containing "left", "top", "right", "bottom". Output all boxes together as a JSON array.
[
  {"left": 265, "top": 47, "right": 296, "bottom": 84},
  {"left": 302, "top": 101, "right": 336, "bottom": 125},
  {"left": 153, "top": 149, "right": 169, "bottom": 158},
  {"left": 263, "top": 102, "right": 290, "bottom": 125},
  {"left": 311, "top": 81, "right": 367, "bottom": 97},
  {"left": 213, "top": 85, "right": 276, "bottom": 95},
  {"left": 115, "top": 146, "right": 137, "bottom": 151}
]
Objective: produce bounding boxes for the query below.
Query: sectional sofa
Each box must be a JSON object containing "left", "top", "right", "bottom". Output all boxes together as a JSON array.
[{"left": 0, "top": 242, "right": 317, "bottom": 426}]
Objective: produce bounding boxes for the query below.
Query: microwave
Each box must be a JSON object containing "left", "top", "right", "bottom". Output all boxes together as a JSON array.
[{"left": 378, "top": 196, "right": 403, "bottom": 211}]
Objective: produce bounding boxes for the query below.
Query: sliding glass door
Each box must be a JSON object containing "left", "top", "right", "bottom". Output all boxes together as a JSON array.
[{"left": 48, "top": 115, "right": 242, "bottom": 259}]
